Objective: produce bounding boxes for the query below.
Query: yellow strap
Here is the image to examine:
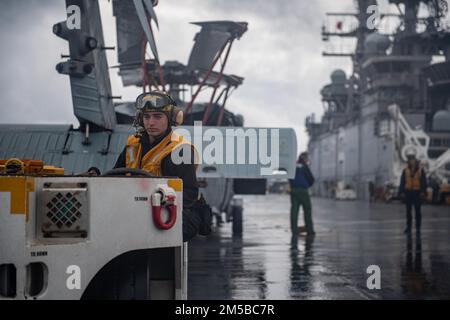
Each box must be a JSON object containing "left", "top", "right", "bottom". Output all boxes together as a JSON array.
[{"left": 126, "top": 131, "right": 193, "bottom": 176}]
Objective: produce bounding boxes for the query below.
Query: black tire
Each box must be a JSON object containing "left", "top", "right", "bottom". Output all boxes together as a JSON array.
[
  {"left": 232, "top": 205, "right": 243, "bottom": 235},
  {"left": 440, "top": 193, "right": 449, "bottom": 205}
]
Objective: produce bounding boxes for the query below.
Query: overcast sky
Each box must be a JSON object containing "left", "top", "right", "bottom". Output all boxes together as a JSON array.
[{"left": 0, "top": 0, "right": 361, "bottom": 151}]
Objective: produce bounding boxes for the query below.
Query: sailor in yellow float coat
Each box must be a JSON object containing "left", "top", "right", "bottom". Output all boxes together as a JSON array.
[
  {"left": 398, "top": 154, "right": 428, "bottom": 235},
  {"left": 113, "top": 91, "right": 211, "bottom": 241}
]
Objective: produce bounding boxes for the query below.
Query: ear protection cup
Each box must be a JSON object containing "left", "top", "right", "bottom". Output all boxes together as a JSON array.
[
  {"left": 172, "top": 107, "right": 184, "bottom": 126},
  {"left": 164, "top": 94, "right": 183, "bottom": 126}
]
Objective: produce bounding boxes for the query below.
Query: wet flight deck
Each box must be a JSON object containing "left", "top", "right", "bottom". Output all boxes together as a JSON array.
[{"left": 188, "top": 194, "right": 450, "bottom": 299}]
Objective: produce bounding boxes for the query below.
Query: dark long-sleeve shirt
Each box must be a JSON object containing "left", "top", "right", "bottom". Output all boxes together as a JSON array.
[
  {"left": 289, "top": 163, "right": 315, "bottom": 189},
  {"left": 114, "top": 131, "right": 199, "bottom": 208}
]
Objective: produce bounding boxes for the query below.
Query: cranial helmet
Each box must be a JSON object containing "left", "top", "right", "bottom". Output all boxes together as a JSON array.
[{"left": 133, "top": 91, "right": 184, "bottom": 132}]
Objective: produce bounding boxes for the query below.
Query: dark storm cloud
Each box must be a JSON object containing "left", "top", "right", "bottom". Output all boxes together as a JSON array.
[
  {"left": 0, "top": 0, "right": 56, "bottom": 24},
  {"left": 153, "top": 0, "right": 354, "bottom": 150},
  {"left": 0, "top": 0, "right": 75, "bottom": 124},
  {"left": 205, "top": 0, "right": 323, "bottom": 26}
]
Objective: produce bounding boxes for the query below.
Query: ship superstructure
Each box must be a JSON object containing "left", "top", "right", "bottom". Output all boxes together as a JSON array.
[{"left": 306, "top": 0, "right": 450, "bottom": 199}]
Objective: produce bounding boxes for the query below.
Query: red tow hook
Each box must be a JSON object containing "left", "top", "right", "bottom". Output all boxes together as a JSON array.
[{"left": 151, "top": 192, "right": 177, "bottom": 230}]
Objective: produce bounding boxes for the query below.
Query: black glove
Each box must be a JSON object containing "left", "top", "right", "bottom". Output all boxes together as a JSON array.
[
  {"left": 87, "top": 167, "right": 101, "bottom": 176},
  {"left": 78, "top": 167, "right": 101, "bottom": 177}
]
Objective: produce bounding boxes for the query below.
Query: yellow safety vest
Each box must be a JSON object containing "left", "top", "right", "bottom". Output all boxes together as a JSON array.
[
  {"left": 404, "top": 167, "right": 422, "bottom": 191},
  {"left": 125, "top": 131, "right": 193, "bottom": 177}
]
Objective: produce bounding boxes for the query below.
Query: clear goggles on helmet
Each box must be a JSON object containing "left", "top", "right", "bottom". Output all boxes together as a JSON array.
[{"left": 135, "top": 92, "right": 174, "bottom": 111}]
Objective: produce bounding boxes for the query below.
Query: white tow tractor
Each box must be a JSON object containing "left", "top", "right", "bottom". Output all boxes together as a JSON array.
[{"left": 0, "top": 159, "right": 187, "bottom": 300}]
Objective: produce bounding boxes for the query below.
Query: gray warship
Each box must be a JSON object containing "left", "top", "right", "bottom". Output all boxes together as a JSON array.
[{"left": 306, "top": 0, "right": 450, "bottom": 201}]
